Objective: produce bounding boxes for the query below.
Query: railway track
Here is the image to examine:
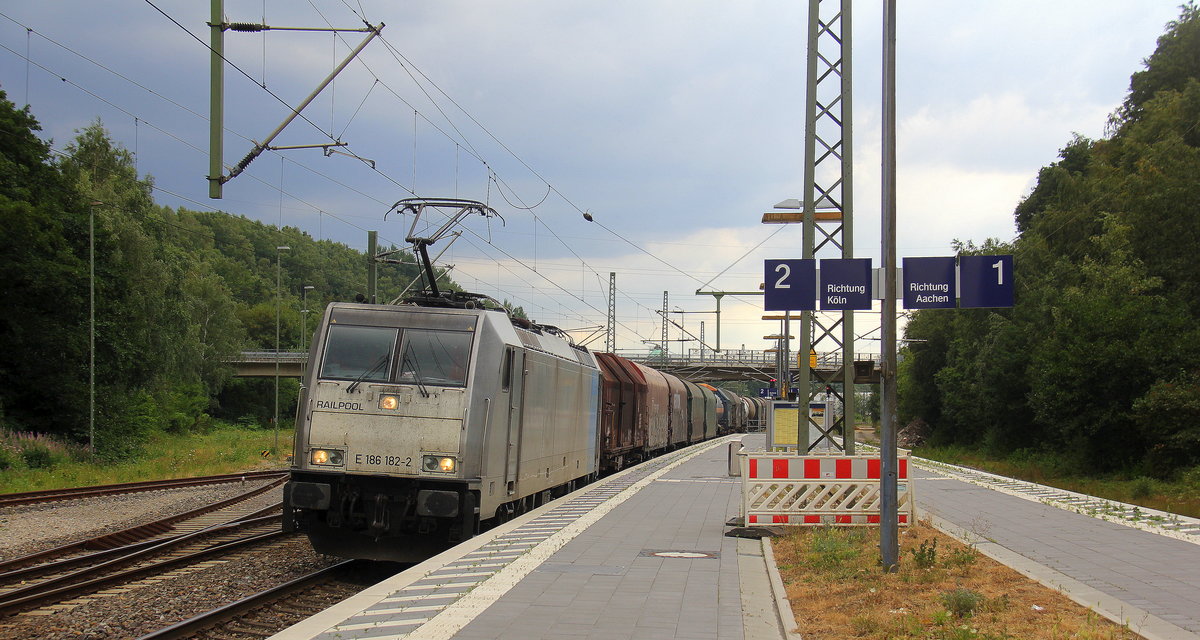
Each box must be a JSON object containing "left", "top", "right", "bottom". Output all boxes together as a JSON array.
[
  {"left": 0, "top": 475, "right": 287, "bottom": 575},
  {"left": 137, "top": 560, "right": 405, "bottom": 640},
  {"left": 0, "top": 512, "right": 287, "bottom": 617},
  {"left": 0, "top": 470, "right": 287, "bottom": 508}
]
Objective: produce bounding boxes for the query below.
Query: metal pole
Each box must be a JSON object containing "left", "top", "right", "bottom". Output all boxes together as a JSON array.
[
  {"left": 606, "top": 272, "right": 617, "bottom": 352},
  {"left": 661, "top": 291, "right": 668, "bottom": 364},
  {"left": 367, "top": 230, "right": 377, "bottom": 303},
  {"left": 208, "top": 0, "right": 224, "bottom": 199},
  {"left": 714, "top": 294, "right": 723, "bottom": 352},
  {"left": 841, "top": 0, "right": 856, "bottom": 456},
  {"left": 880, "top": 0, "right": 900, "bottom": 572},
  {"left": 89, "top": 202, "right": 96, "bottom": 452},
  {"left": 275, "top": 246, "right": 290, "bottom": 455}
]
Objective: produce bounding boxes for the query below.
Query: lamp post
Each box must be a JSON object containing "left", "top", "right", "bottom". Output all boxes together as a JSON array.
[
  {"left": 88, "top": 200, "right": 104, "bottom": 454},
  {"left": 275, "top": 245, "right": 291, "bottom": 456}
]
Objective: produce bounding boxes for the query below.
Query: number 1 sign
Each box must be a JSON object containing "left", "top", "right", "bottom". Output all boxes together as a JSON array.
[{"left": 959, "top": 255, "right": 1014, "bottom": 308}]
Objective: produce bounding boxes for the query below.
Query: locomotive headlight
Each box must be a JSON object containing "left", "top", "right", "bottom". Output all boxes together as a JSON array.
[
  {"left": 378, "top": 394, "right": 399, "bottom": 410},
  {"left": 310, "top": 448, "right": 344, "bottom": 466},
  {"left": 422, "top": 455, "right": 456, "bottom": 473}
]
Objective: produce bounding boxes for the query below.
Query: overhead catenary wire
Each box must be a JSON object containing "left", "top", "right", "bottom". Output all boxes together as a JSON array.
[{"left": 11, "top": 4, "right": 773, "bottom": 351}]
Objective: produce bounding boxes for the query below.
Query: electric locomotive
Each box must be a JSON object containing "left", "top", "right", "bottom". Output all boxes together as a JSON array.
[
  {"left": 284, "top": 198, "right": 603, "bottom": 561},
  {"left": 283, "top": 300, "right": 600, "bottom": 561}
]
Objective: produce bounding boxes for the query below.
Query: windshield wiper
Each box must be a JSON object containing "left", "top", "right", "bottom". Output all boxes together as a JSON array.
[
  {"left": 402, "top": 344, "right": 430, "bottom": 398},
  {"left": 347, "top": 354, "right": 389, "bottom": 394}
]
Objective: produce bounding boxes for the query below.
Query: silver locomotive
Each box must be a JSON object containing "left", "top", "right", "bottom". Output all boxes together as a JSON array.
[{"left": 284, "top": 301, "right": 600, "bottom": 561}]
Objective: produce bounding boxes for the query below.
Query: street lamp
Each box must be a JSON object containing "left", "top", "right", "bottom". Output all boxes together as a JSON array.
[
  {"left": 275, "top": 245, "right": 291, "bottom": 457},
  {"left": 88, "top": 200, "right": 104, "bottom": 454}
]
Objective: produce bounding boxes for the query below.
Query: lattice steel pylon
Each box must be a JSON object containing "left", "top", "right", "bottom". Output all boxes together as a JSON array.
[
  {"left": 798, "top": 0, "right": 855, "bottom": 454},
  {"left": 606, "top": 272, "right": 617, "bottom": 352}
]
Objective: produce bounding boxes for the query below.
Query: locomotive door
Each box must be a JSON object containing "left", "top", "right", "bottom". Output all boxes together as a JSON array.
[{"left": 503, "top": 347, "right": 525, "bottom": 495}]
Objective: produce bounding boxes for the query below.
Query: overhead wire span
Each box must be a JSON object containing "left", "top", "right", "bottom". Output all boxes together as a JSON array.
[{"left": 34, "top": 2, "right": 766, "bottom": 350}]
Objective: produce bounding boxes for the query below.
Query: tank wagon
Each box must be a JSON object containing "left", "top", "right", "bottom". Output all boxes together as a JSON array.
[{"left": 283, "top": 301, "right": 734, "bottom": 561}]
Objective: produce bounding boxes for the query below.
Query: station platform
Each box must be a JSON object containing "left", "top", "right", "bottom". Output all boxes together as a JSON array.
[{"left": 270, "top": 434, "right": 1200, "bottom": 640}]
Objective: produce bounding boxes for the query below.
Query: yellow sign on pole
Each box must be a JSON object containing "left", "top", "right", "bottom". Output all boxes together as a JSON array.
[{"left": 799, "top": 349, "right": 817, "bottom": 369}]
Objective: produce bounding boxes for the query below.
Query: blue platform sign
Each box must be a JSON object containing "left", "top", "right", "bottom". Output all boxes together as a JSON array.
[
  {"left": 903, "top": 257, "right": 956, "bottom": 309},
  {"left": 764, "top": 259, "right": 816, "bottom": 311},
  {"left": 819, "top": 258, "right": 872, "bottom": 310},
  {"left": 959, "top": 255, "right": 1014, "bottom": 308}
]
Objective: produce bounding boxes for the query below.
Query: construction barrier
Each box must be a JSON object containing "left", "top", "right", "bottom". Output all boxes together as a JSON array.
[{"left": 741, "top": 453, "right": 914, "bottom": 526}]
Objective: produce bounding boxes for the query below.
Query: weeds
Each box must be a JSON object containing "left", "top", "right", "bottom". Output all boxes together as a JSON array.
[
  {"left": 0, "top": 425, "right": 289, "bottom": 493},
  {"left": 944, "top": 547, "right": 979, "bottom": 569},
  {"left": 941, "top": 588, "right": 984, "bottom": 618},
  {"left": 910, "top": 537, "right": 938, "bottom": 568},
  {"left": 775, "top": 520, "right": 1138, "bottom": 639}
]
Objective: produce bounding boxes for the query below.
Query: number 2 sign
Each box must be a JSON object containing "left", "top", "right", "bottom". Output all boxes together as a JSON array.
[
  {"left": 764, "top": 259, "right": 816, "bottom": 311},
  {"left": 959, "top": 255, "right": 1014, "bottom": 308}
]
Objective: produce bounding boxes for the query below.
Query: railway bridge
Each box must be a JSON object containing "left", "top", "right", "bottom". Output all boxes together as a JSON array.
[{"left": 231, "top": 349, "right": 881, "bottom": 384}]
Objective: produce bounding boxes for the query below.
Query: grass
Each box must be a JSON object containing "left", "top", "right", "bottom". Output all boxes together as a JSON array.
[
  {"left": 773, "top": 520, "right": 1141, "bottom": 639},
  {"left": 0, "top": 425, "right": 292, "bottom": 494},
  {"left": 914, "top": 444, "right": 1200, "bottom": 519}
]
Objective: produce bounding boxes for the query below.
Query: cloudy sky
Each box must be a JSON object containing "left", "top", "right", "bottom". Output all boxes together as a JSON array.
[{"left": 0, "top": 1, "right": 1184, "bottom": 355}]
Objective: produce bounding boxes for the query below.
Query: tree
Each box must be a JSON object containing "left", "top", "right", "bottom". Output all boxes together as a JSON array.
[{"left": 0, "top": 91, "right": 89, "bottom": 439}]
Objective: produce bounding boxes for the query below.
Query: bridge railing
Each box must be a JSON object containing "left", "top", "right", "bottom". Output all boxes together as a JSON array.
[{"left": 613, "top": 350, "right": 880, "bottom": 369}]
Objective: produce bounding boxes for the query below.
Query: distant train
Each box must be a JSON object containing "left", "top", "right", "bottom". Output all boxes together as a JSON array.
[{"left": 282, "top": 300, "right": 760, "bottom": 561}]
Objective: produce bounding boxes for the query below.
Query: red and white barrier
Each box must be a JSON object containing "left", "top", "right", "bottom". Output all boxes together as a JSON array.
[{"left": 741, "top": 453, "right": 914, "bottom": 526}]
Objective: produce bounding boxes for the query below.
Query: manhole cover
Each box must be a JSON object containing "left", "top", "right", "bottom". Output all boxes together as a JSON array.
[{"left": 640, "top": 549, "right": 719, "bottom": 559}]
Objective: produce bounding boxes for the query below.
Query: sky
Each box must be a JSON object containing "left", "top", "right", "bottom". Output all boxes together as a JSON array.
[{"left": 0, "top": 1, "right": 1186, "bottom": 358}]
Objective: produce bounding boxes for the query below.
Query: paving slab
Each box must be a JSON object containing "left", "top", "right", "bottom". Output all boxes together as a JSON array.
[{"left": 270, "top": 435, "right": 788, "bottom": 640}]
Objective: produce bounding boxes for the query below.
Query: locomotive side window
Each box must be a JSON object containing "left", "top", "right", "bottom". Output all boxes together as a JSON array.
[
  {"left": 397, "top": 330, "right": 472, "bottom": 387},
  {"left": 320, "top": 325, "right": 398, "bottom": 381},
  {"left": 501, "top": 347, "right": 513, "bottom": 391}
]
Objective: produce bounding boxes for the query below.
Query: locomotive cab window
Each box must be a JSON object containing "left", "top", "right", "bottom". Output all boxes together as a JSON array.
[
  {"left": 397, "top": 330, "right": 472, "bottom": 387},
  {"left": 320, "top": 325, "right": 397, "bottom": 381}
]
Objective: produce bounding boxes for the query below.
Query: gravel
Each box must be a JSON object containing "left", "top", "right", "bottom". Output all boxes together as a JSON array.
[
  {"left": 0, "top": 480, "right": 354, "bottom": 639},
  {"left": 0, "top": 479, "right": 282, "bottom": 562}
]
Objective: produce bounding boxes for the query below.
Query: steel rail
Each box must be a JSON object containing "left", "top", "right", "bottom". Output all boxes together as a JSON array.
[
  {"left": 0, "top": 525, "right": 289, "bottom": 616},
  {"left": 0, "top": 478, "right": 286, "bottom": 574},
  {"left": 0, "top": 470, "right": 287, "bottom": 508},
  {"left": 136, "top": 560, "right": 362, "bottom": 640},
  {"left": 0, "top": 502, "right": 282, "bottom": 585}
]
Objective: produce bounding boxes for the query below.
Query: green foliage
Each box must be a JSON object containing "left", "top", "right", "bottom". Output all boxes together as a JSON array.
[
  {"left": 21, "top": 444, "right": 53, "bottom": 469},
  {"left": 0, "top": 93, "right": 458, "bottom": 453},
  {"left": 805, "top": 527, "right": 865, "bottom": 575},
  {"left": 900, "top": 6, "right": 1200, "bottom": 479},
  {"left": 909, "top": 538, "right": 939, "bottom": 569},
  {"left": 0, "top": 425, "right": 290, "bottom": 493},
  {"left": 0, "top": 430, "right": 88, "bottom": 471},
  {"left": 940, "top": 588, "right": 983, "bottom": 618},
  {"left": 944, "top": 547, "right": 979, "bottom": 570}
]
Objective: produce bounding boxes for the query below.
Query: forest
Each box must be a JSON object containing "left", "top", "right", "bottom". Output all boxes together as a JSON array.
[
  {"left": 0, "top": 94, "right": 458, "bottom": 458},
  {"left": 898, "top": 4, "right": 1200, "bottom": 479}
]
